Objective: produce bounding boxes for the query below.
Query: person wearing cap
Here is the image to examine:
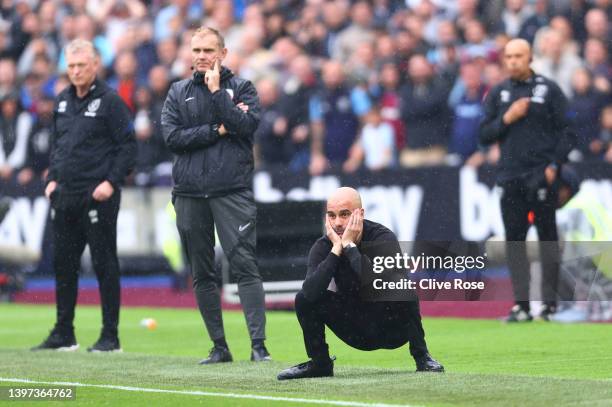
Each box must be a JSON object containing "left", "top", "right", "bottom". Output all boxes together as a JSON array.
[
  {"left": 480, "top": 38, "right": 577, "bottom": 322},
  {"left": 161, "top": 26, "right": 270, "bottom": 364},
  {"left": 32, "top": 39, "right": 136, "bottom": 353}
]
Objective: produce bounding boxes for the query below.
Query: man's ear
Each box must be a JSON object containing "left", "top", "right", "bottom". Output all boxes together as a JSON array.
[
  {"left": 360, "top": 208, "right": 365, "bottom": 217},
  {"left": 220, "top": 47, "right": 228, "bottom": 63}
]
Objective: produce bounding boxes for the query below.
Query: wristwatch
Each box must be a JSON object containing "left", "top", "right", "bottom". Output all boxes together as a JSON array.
[
  {"left": 343, "top": 242, "right": 357, "bottom": 249},
  {"left": 211, "top": 124, "right": 220, "bottom": 137}
]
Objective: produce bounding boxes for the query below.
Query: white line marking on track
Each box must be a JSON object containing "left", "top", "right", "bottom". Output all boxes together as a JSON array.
[{"left": 0, "top": 377, "right": 421, "bottom": 407}]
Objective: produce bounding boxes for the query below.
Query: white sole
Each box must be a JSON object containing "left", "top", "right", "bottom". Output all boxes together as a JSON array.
[
  {"left": 56, "top": 344, "right": 80, "bottom": 352},
  {"left": 88, "top": 348, "right": 123, "bottom": 353}
]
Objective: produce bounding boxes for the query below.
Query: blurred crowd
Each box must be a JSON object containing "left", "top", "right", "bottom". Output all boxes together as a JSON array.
[{"left": 1, "top": 0, "right": 612, "bottom": 188}]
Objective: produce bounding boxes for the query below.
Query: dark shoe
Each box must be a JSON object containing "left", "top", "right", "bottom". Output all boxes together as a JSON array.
[
  {"left": 31, "top": 328, "right": 79, "bottom": 351},
  {"left": 199, "top": 346, "right": 233, "bottom": 364},
  {"left": 415, "top": 353, "right": 444, "bottom": 372},
  {"left": 539, "top": 304, "right": 557, "bottom": 321},
  {"left": 87, "top": 336, "right": 122, "bottom": 353},
  {"left": 504, "top": 305, "right": 533, "bottom": 323},
  {"left": 277, "top": 357, "right": 335, "bottom": 380},
  {"left": 251, "top": 344, "right": 271, "bottom": 361}
]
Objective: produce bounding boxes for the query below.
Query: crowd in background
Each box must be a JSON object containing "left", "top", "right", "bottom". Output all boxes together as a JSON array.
[{"left": 1, "top": 0, "right": 612, "bottom": 188}]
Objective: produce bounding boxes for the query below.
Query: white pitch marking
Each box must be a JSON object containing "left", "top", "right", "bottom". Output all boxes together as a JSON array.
[{"left": 0, "top": 377, "right": 421, "bottom": 407}]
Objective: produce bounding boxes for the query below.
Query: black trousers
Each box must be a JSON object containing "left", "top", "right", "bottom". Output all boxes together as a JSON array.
[
  {"left": 174, "top": 190, "right": 266, "bottom": 343},
  {"left": 500, "top": 177, "right": 560, "bottom": 306},
  {"left": 52, "top": 190, "right": 121, "bottom": 338},
  {"left": 295, "top": 290, "right": 429, "bottom": 363}
]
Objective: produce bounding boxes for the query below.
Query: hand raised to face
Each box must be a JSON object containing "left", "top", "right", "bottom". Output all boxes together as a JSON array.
[{"left": 205, "top": 59, "right": 221, "bottom": 93}]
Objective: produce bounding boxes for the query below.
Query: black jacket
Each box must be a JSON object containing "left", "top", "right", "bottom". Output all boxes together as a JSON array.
[
  {"left": 48, "top": 78, "right": 136, "bottom": 192},
  {"left": 161, "top": 68, "right": 260, "bottom": 198},
  {"left": 480, "top": 73, "right": 577, "bottom": 182},
  {"left": 302, "top": 219, "right": 407, "bottom": 302}
]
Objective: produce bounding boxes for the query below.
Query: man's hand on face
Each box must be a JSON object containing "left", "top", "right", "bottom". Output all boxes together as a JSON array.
[
  {"left": 341, "top": 209, "right": 363, "bottom": 247},
  {"left": 326, "top": 217, "right": 343, "bottom": 256},
  {"left": 205, "top": 59, "right": 221, "bottom": 93}
]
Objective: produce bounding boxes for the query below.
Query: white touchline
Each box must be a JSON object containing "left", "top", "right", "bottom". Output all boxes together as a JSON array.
[{"left": 0, "top": 378, "right": 420, "bottom": 407}]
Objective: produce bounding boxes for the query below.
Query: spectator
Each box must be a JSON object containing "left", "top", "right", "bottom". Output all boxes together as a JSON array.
[
  {"left": 376, "top": 62, "right": 406, "bottom": 152},
  {"left": 344, "top": 105, "right": 396, "bottom": 173},
  {"left": 532, "top": 28, "right": 583, "bottom": 97},
  {"left": 596, "top": 105, "right": 612, "bottom": 162},
  {"left": 309, "top": 60, "right": 370, "bottom": 175},
  {"left": 320, "top": 1, "right": 350, "bottom": 59},
  {"left": 17, "top": 93, "right": 54, "bottom": 185},
  {"left": 460, "top": 19, "right": 496, "bottom": 61},
  {"left": 154, "top": 0, "right": 200, "bottom": 42},
  {"left": 374, "top": 34, "right": 398, "bottom": 64},
  {"left": 0, "top": 58, "right": 16, "bottom": 98},
  {"left": 399, "top": 54, "right": 451, "bottom": 167},
  {"left": 0, "top": 92, "right": 32, "bottom": 181},
  {"left": 585, "top": 8, "right": 611, "bottom": 53},
  {"left": 448, "top": 61, "right": 487, "bottom": 162},
  {"left": 278, "top": 54, "right": 317, "bottom": 172},
  {"left": 500, "top": 0, "right": 533, "bottom": 38},
  {"left": 569, "top": 67, "right": 608, "bottom": 160},
  {"left": 518, "top": 0, "right": 549, "bottom": 44},
  {"left": 254, "top": 78, "right": 290, "bottom": 167},
  {"left": 109, "top": 50, "right": 138, "bottom": 112},
  {"left": 583, "top": 38, "right": 612, "bottom": 93},
  {"left": 333, "top": 1, "right": 375, "bottom": 62}
]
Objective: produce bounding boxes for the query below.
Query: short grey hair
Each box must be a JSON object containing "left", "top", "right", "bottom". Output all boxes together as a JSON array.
[{"left": 64, "top": 39, "right": 98, "bottom": 59}]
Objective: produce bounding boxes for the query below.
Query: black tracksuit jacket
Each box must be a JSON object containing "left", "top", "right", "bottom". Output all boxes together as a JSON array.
[
  {"left": 48, "top": 78, "right": 136, "bottom": 192},
  {"left": 161, "top": 68, "right": 260, "bottom": 198},
  {"left": 480, "top": 72, "right": 576, "bottom": 182}
]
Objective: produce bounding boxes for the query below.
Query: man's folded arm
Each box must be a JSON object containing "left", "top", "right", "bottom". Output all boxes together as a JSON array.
[{"left": 161, "top": 85, "right": 219, "bottom": 154}]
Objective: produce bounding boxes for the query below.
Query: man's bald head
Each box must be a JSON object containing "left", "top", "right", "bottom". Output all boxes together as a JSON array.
[
  {"left": 504, "top": 38, "right": 532, "bottom": 80},
  {"left": 505, "top": 38, "right": 530, "bottom": 55},
  {"left": 326, "top": 187, "right": 364, "bottom": 236},
  {"left": 328, "top": 187, "right": 362, "bottom": 210}
]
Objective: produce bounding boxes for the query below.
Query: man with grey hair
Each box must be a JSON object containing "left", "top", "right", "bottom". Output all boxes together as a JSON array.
[
  {"left": 32, "top": 39, "right": 136, "bottom": 352},
  {"left": 161, "top": 27, "right": 269, "bottom": 364}
]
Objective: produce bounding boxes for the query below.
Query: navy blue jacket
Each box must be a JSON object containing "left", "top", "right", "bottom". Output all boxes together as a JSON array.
[
  {"left": 161, "top": 67, "right": 260, "bottom": 198},
  {"left": 480, "top": 73, "right": 577, "bottom": 182},
  {"left": 49, "top": 78, "right": 136, "bottom": 192}
]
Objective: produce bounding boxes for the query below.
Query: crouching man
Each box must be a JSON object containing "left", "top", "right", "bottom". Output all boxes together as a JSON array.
[{"left": 277, "top": 187, "right": 443, "bottom": 380}]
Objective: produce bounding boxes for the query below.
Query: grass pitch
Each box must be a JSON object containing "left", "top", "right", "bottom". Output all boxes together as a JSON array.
[{"left": 0, "top": 303, "right": 611, "bottom": 406}]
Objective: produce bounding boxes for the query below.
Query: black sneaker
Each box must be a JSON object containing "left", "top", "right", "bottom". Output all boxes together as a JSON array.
[
  {"left": 277, "top": 357, "right": 335, "bottom": 380},
  {"left": 251, "top": 344, "right": 271, "bottom": 361},
  {"left": 87, "top": 336, "right": 122, "bottom": 353},
  {"left": 415, "top": 353, "right": 444, "bottom": 372},
  {"left": 31, "top": 328, "right": 79, "bottom": 351},
  {"left": 504, "top": 305, "right": 533, "bottom": 322},
  {"left": 199, "top": 346, "right": 233, "bottom": 364},
  {"left": 539, "top": 304, "right": 557, "bottom": 321}
]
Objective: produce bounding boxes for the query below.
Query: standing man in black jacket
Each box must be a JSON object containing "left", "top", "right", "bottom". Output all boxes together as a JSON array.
[
  {"left": 161, "top": 27, "right": 270, "bottom": 364},
  {"left": 480, "top": 39, "right": 577, "bottom": 322},
  {"left": 32, "top": 39, "right": 136, "bottom": 352},
  {"left": 277, "top": 187, "right": 443, "bottom": 380}
]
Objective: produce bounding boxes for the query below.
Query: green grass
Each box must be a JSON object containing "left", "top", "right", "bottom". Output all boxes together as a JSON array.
[{"left": 0, "top": 304, "right": 611, "bottom": 406}]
